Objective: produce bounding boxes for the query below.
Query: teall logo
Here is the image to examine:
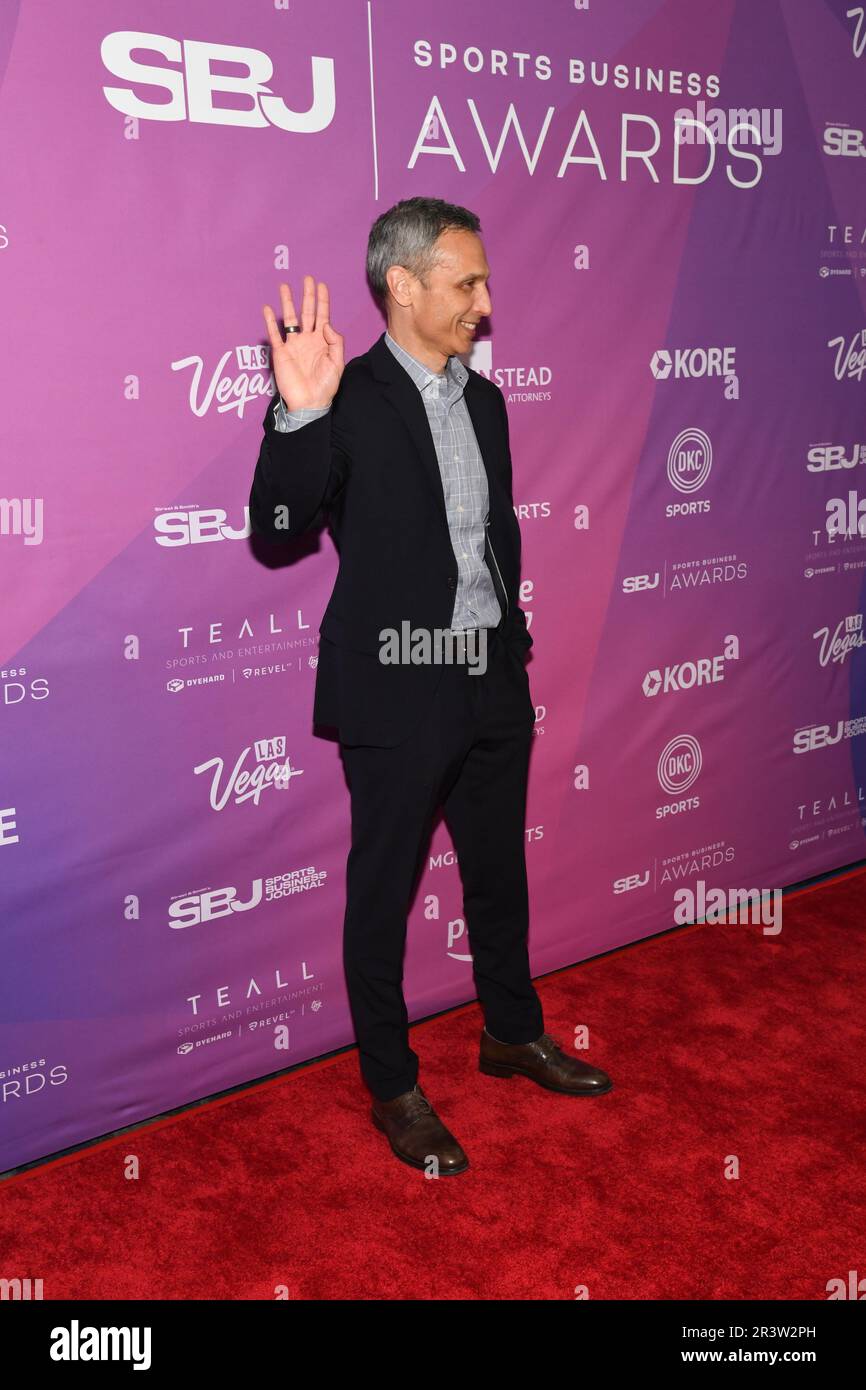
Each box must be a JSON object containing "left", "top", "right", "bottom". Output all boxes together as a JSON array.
[
  {"left": 657, "top": 734, "right": 703, "bottom": 795},
  {"left": 101, "top": 32, "right": 335, "bottom": 131},
  {"left": 667, "top": 428, "right": 712, "bottom": 493}
]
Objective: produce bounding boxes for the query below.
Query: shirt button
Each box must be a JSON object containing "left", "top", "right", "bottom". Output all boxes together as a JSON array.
[{"left": 457, "top": 505, "right": 463, "bottom": 512}]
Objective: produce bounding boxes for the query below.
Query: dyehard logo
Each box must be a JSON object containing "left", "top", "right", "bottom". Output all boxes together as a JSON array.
[
  {"left": 657, "top": 734, "right": 702, "bottom": 795},
  {"left": 650, "top": 347, "right": 738, "bottom": 397},
  {"left": 642, "top": 634, "right": 739, "bottom": 698},
  {"left": 101, "top": 32, "right": 335, "bottom": 131}
]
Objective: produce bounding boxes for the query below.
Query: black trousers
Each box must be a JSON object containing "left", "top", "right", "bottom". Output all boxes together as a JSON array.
[{"left": 338, "top": 626, "right": 544, "bottom": 1101}]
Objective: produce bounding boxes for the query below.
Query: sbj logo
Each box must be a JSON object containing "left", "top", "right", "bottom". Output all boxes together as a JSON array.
[
  {"left": 806, "top": 442, "right": 866, "bottom": 472},
  {"left": 823, "top": 124, "right": 866, "bottom": 156},
  {"left": 101, "top": 32, "right": 335, "bottom": 131},
  {"left": 154, "top": 508, "right": 251, "bottom": 545},
  {"left": 613, "top": 871, "right": 650, "bottom": 895},
  {"left": 169, "top": 881, "right": 263, "bottom": 928}
]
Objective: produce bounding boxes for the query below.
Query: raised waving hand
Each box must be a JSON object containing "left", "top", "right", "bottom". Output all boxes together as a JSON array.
[{"left": 262, "top": 276, "right": 344, "bottom": 412}]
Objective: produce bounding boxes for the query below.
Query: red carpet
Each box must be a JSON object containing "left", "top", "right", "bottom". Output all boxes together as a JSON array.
[{"left": 2, "top": 866, "right": 864, "bottom": 1300}]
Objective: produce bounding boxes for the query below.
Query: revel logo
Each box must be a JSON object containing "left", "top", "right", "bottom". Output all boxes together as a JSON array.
[{"left": 101, "top": 32, "right": 335, "bottom": 130}]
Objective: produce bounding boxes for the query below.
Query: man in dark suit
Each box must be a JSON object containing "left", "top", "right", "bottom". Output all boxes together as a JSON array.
[{"left": 250, "top": 197, "right": 611, "bottom": 1175}]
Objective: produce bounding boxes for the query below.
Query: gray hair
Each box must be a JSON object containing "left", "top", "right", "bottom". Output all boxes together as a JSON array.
[{"left": 366, "top": 196, "right": 481, "bottom": 311}]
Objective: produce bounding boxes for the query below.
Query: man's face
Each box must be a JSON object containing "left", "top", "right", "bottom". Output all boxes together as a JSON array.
[{"left": 396, "top": 228, "right": 492, "bottom": 361}]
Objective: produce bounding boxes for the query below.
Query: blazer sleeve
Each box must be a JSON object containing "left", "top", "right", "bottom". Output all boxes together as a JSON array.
[{"left": 249, "top": 380, "right": 353, "bottom": 539}]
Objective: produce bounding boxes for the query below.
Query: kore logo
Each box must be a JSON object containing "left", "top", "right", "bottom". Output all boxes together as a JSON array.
[
  {"left": 667, "top": 428, "right": 712, "bottom": 493},
  {"left": 657, "top": 734, "right": 702, "bottom": 795},
  {"left": 643, "top": 634, "right": 739, "bottom": 697},
  {"left": 101, "top": 32, "right": 335, "bottom": 131},
  {"left": 650, "top": 346, "right": 738, "bottom": 396}
]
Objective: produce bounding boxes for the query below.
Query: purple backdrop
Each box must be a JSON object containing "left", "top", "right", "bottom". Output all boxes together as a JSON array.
[{"left": 2, "top": 0, "right": 865, "bottom": 1173}]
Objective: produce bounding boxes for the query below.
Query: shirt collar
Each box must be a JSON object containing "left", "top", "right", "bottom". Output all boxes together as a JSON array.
[{"left": 384, "top": 330, "right": 468, "bottom": 399}]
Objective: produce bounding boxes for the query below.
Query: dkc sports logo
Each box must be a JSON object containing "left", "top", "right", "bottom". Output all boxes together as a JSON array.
[
  {"left": 642, "top": 634, "right": 739, "bottom": 697},
  {"left": 650, "top": 346, "right": 739, "bottom": 398},
  {"left": 656, "top": 734, "right": 702, "bottom": 820},
  {"left": 666, "top": 427, "right": 712, "bottom": 518},
  {"left": 101, "top": 32, "right": 334, "bottom": 130}
]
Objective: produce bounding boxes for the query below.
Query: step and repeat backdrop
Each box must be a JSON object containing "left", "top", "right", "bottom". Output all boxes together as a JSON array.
[{"left": 2, "top": 0, "right": 866, "bottom": 1172}]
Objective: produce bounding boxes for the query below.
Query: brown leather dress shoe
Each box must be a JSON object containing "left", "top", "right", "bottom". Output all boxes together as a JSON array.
[
  {"left": 479, "top": 1027, "right": 613, "bottom": 1096},
  {"left": 371, "top": 1084, "right": 470, "bottom": 1174}
]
